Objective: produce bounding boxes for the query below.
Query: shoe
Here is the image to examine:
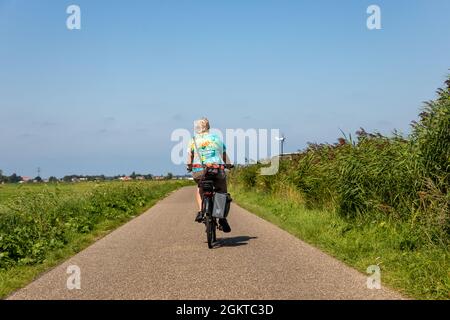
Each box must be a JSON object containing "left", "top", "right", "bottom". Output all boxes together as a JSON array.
[
  {"left": 195, "top": 211, "right": 204, "bottom": 223},
  {"left": 219, "top": 218, "right": 231, "bottom": 233}
]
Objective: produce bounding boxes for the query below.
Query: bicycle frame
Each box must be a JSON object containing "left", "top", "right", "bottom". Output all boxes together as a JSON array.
[
  {"left": 200, "top": 177, "right": 217, "bottom": 248},
  {"left": 192, "top": 164, "right": 233, "bottom": 249}
]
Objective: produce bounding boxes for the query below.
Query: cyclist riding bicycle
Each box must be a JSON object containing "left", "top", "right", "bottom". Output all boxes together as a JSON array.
[{"left": 186, "top": 117, "right": 232, "bottom": 233}]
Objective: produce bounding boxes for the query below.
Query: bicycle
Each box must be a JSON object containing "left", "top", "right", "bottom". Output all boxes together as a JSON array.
[{"left": 190, "top": 163, "right": 233, "bottom": 249}]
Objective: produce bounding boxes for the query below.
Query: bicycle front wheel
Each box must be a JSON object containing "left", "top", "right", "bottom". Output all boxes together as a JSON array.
[
  {"left": 206, "top": 217, "right": 214, "bottom": 249},
  {"left": 212, "top": 219, "right": 217, "bottom": 242}
]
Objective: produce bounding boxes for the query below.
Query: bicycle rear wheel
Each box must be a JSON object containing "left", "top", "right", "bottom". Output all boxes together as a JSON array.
[
  {"left": 212, "top": 218, "right": 217, "bottom": 242},
  {"left": 206, "top": 216, "right": 214, "bottom": 249}
]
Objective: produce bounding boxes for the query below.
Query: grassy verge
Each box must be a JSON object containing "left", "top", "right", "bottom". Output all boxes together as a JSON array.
[
  {"left": 0, "top": 180, "right": 192, "bottom": 298},
  {"left": 229, "top": 184, "right": 449, "bottom": 300}
]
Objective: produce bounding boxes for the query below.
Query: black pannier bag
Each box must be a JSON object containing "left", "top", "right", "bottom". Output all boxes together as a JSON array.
[{"left": 212, "top": 193, "right": 232, "bottom": 218}]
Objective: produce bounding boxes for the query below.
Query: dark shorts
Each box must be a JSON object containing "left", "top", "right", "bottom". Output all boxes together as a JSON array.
[{"left": 193, "top": 169, "right": 228, "bottom": 194}]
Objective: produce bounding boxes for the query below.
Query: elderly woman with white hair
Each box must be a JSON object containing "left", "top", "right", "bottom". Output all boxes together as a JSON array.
[{"left": 186, "top": 117, "right": 232, "bottom": 233}]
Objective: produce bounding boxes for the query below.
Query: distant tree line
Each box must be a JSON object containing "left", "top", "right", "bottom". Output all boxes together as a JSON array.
[
  {"left": 61, "top": 174, "right": 106, "bottom": 182},
  {"left": 0, "top": 170, "right": 156, "bottom": 184},
  {"left": 0, "top": 171, "right": 24, "bottom": 183},
  {"left": 61, "top": 173, "right": 154, "bottom": 182},
  {"left": 0, "top": 169, "right": 187, "bottom": 184}
]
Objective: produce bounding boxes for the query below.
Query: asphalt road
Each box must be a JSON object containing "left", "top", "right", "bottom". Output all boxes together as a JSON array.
[{"left": 8, "top": 186, "right": 403, "bottom": 300}]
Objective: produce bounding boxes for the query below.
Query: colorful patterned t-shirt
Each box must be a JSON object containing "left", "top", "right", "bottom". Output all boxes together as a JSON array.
[{"left": 188, "top": 133, "right": 226, "bottom": 172}]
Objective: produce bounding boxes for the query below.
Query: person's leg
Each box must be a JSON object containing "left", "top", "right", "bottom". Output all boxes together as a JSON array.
[
  {"left": 195, "top": 187, "right": 202, "bottom": 211},
  {"left": 213, "top": 170, "right": 228, "bottom": 193},
  {"left": 193, "top": 172, "right": 204, "bottom": 222},
  {"left": 215, "top": 170, "right": 231, "bottom": 233}
]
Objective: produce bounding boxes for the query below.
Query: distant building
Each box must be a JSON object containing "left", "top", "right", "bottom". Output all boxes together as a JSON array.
[{"left": 176, "top": 175, "right": 192, "bottom": 180}]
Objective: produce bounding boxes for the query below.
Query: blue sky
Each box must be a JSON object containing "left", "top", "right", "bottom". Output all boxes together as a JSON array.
[{"left": 1, "top": 0, "right": 449, "bottom": 177}]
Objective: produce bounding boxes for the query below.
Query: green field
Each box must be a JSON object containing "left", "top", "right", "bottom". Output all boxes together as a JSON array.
[{"left": 0, "top": 180, "right": 192, "bottom": 298}]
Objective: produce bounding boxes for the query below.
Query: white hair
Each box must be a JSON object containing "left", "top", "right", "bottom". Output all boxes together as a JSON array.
[{"left": 194, "top": 117, "right": 210, "bottom": 134}]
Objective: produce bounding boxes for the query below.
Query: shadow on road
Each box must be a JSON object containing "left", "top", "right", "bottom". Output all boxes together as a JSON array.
[{"left": 215, "top": 236, "right": 258, "bottom": 248}]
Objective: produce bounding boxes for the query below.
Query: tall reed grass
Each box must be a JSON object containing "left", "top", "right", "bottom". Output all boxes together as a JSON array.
[{"left": 230, "top": 76, "right": 450, "bottom": 247}]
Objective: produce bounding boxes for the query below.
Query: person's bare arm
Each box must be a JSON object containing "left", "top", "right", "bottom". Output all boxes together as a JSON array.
[
  {"left": 223, "top": 152, "right": 231, "bottom": 165},
  {"left": 187, "top": 148, "right": 194, "bottom": 171},
  {"left": 187, "top": 149, "right": 194, "bottom": 164}
]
